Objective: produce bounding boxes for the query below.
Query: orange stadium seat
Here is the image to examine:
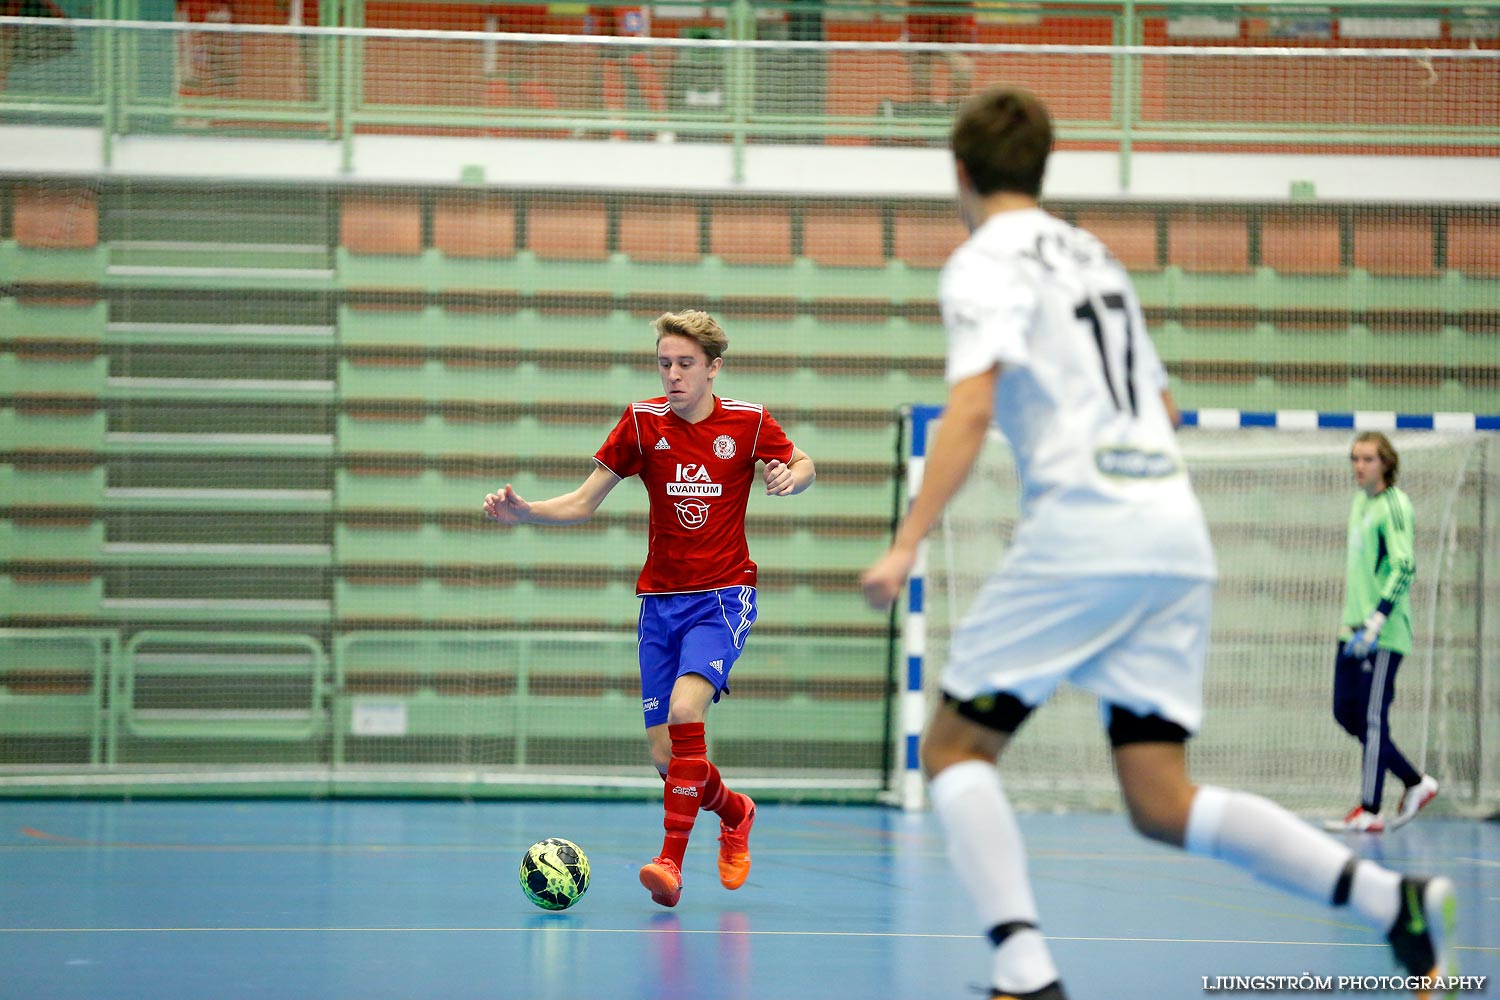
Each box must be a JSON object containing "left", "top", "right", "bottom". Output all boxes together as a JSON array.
[
  {"left": 802, "top": 203, "right": 885, "bottom": 268},
  {"left": 1260, "top": 209, "right": 1343, "bottom": 274},
  {"left": 619, "top": 199, "right": 701, "bottom": 264},
  {"left": 433, "top": 193, "right": 516, "bottom": 258},
  {"left": 1074, "top": 209, "right": 1161, "bottom": 271},
  {"left": 1168, "top": 211, "right": 1251, "bottom": 273},
  {"left": 709, "top": 201, "right": 793, "bottom": 265},
  {"left": 1446, "top": 213, "right": 1500, "bottom": 277},
  {"left": 341, "top": 194, "right": 422, "bottom": 255},
  {"left": 14, "top": 185, "right": 99, "bottom": 249},
  {"left": 528, "top": 197, "right": 610, "bottom": 261},
  {"left": 893, "top": 206, "right": 966, "bottom": 269},
  {"left": 1353, "top": 210, "right": 1435, "bottom": 277}
]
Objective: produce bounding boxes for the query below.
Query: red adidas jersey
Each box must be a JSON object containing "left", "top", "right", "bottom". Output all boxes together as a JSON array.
[{"left": 594, "top": 396, "right": 795, "bottom": 595}]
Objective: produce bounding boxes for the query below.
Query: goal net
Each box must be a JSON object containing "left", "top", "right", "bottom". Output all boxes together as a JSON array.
[{"left": 916, "top": 418, "right": 1499, "bottom": 817}]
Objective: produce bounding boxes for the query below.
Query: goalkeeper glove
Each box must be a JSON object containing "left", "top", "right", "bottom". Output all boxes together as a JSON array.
[{"left": 1342, "top": 611, "right": 1387, "bottom": 660}]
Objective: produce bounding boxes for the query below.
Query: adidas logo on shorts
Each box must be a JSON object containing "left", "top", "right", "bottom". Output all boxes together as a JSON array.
[{"left": 654, "top": 437, "right": 671, "bottom": 450}]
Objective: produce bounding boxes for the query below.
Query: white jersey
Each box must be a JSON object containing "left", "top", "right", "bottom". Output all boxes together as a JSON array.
[{"left": 940, "top": 207, "right": 1215, "bottom": 580}]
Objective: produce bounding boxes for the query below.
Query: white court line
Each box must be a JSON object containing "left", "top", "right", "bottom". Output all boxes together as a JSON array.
[
  {"left": 0, "top": 927, "right": 1494, "bottom": 953},
  {"left": 0, "top": 927, "right": 1395, "bottom": 946}
]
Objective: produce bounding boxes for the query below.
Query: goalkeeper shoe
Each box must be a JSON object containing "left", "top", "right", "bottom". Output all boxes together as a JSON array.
[
  {"left": 639, "top": 856, "right": 683, "bottom": 908},
  {"left": 1387, "top": 876, "right": 1458, "bottom": 996},
  {"left": 1324, "top": 806, "right": 1385, "bottom": 833},
  {"left": 1391, "top": 775, "right": 1440, "bottom": 831},
  {"left": 992, "top": 982, "right": 1068, "bottom": 1000},
  {"left": 717, "top": 793, "right": 756, "bottom": 890}
]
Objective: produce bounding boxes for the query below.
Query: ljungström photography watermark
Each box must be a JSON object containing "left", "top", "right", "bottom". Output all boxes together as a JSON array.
[{"left": 1201, "top": 974, "right": 1487, "bottom": 993}]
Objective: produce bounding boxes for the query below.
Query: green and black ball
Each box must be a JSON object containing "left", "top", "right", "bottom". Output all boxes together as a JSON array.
[{"left": 519, "top": 838, "right": 590, "bottom": 911}]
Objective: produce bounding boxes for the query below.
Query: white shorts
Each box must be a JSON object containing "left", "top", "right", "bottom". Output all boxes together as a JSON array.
[{"left": 941, "top": 574, "right": 1212, "bottom": 734}]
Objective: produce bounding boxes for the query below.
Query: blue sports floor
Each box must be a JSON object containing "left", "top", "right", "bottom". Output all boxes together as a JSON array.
[{"left": 2, "top": 800, "right": 1496, "bottom": 1000}]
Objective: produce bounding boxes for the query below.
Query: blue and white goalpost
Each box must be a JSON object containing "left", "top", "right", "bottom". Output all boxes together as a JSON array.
[{"left": 895, "top": 406, "right": 1499, "bottom": 813}]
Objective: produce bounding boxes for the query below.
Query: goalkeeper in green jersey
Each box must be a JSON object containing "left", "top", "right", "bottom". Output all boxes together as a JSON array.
[{"left": 1326, "top": 431, "right": 1439, "bottom": 834}]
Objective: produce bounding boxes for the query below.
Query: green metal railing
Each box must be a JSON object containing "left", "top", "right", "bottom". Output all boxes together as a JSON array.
[
  {"left": 0, "top": 627, "right": 115, "bottom": 766},
  {"left": 0, "top": 627, "right": 890, "bottom": 793},
  {"left": 2, "top": 1, "right": 1497, "bottom": 180},
  {"left": 118, "top": 630, "right": 329, "bottom": 742}
]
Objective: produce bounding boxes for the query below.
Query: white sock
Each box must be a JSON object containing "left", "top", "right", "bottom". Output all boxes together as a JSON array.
[
  {"left": 1348, "top": 862, "right": 1401, "bottom": 932},
  {"left": 929, "top": 760, "right": 1059, "bottom": 994},
  {"left": 1185, "top": 785, "right": 1399, "bottom": 930}
]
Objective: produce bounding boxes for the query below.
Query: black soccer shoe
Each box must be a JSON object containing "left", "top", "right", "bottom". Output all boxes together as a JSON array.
[
  {"left": 991, "top": 983, "right": 1067, "bottom": 1000},
  {"left": 1387, "top": 876, "right": 1458, "bottom": 987}
]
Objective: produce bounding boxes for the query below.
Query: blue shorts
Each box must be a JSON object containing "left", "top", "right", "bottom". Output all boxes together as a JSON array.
[{"left": 637, "top": 586, "right": 757, "bottom": 728}]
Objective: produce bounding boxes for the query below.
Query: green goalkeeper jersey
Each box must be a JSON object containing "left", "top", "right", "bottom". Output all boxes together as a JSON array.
[{"left": 1342, "top": 485, "right": 1415, "bottom": 655}]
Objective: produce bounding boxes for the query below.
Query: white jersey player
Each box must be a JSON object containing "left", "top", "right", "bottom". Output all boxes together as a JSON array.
[
  {"left": 937, "top": 204, "right": 1216, "bottom": 733},
  {"left": 860, "top": 87, "right": 1456, "bottom": 1000},
  {"left": 941, "top": 206, "right": 1213, "bottom": 581}
]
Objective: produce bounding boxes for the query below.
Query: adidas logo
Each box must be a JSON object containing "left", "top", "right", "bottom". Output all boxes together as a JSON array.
[
  {"left": 654, "top": 437, "right": 671, "bottom": 451},
  {"left": 671, "top": 786, "right": 699, "bottom": 797},
  {"left": 708, "top": 659, "right": 724, "bottom": 673}
]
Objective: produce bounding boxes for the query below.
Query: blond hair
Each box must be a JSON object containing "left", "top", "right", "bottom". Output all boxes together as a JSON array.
[
  {"left": 654, "top": 310, "right": 728, "bottom": 362},
  {"left": 1353, "top": 431, "right": 1400, "bottom": 487}
]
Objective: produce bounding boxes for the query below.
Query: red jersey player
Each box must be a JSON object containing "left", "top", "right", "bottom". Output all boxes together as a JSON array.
[{"left": 483, "top": 309, "right": 816, "bottom": 907}]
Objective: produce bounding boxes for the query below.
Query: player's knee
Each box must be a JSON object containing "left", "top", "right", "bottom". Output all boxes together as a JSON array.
[
  {"left": 1109, "top": 707, "right": 1193, "bottom": 846},
  {"left": 919, "top": 735, "right": 968, "bottom": 779},
  {"left": 921, "top": 692, "right": 1028, "bottom": 777},
  {"left": 1119, "top": 778, "right": 1194, "bottom": 846},
  {"left": 1332, "top": 701, "right": 1362, "bottom": 737},
  {"left": 665, "top": 703, "right": 704, "bottom": 727},
  {"left": 665, "top": 680, "right": 716, "bottom": 727},
  {"left": 1125, "top": 798, "right": 1189, "bottom": 846}
]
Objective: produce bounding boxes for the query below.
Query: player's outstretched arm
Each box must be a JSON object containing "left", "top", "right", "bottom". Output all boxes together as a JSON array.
[
  {"left": 860, "top": 365, "right": 997, "bottom": 610},
  {"left": 764, "top": 447, "right": 815, "bottom": 496},
  {"left": 483, "top": 466, "right": 621, "bottom": 526},
  {"left": 1161, "top": 388, "right": 1182, "bottom": 430}
]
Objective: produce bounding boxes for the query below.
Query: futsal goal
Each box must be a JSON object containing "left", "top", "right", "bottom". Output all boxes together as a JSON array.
[{"left": 899, "top": 407, "right": 1500, "bottom": 818}]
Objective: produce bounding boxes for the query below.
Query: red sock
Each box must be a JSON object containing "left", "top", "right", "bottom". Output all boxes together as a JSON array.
[
  {"left": 659, "top": 764, "right": 734, "bottom": 818},
  {"left": 667, "top": 722, "right": 747, "bottom": 828},
  {"left": 662, "top": 757, "right": 708, "bottom": 867}
]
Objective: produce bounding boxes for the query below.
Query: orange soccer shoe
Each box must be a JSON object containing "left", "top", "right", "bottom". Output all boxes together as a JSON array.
[
  {"left": 717, "top": 793, "right": 756, "bottom": 890},
  {"left": 639, "top": 855, "right": 683, "bottom": 908}
]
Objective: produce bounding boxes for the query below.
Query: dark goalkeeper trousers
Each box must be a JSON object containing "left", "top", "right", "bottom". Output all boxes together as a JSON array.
[{"left": 1332, "top": 641, "right": 1421, "bottom": 814}]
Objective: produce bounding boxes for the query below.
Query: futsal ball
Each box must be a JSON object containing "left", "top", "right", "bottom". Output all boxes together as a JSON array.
[{"left": 519, "top": 838, "right": 591, "bottom": 911}]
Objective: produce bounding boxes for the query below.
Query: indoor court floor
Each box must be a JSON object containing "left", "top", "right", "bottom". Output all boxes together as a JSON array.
[{"left": 2, "top": 799, "right": 1496, "bottom": 1000}]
